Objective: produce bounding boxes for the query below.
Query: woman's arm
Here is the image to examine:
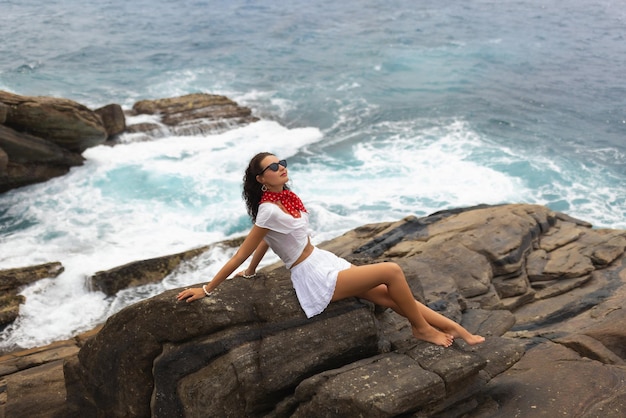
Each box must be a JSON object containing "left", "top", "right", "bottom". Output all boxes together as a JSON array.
[
  {"left": 176, "top": 225, "right": 269, "bottom": 302},
  {"left": 236, "top": 240, "right": 269, "bottom": 278}
]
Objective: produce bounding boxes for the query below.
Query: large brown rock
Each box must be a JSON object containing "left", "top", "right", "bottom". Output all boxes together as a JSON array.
[
  {"left": 94, "top": 103, "right": 125, "bottom": 137},
  {"left": 0, "top": 90, "right": 106, "bottom": 192},
  {"left": 88, "top": 238, "right": 244, "bottom": 296},
  {"left": 0, "top": 147, "right": 7, "bottom": 174},
  {"left": 482, "top": 342, "right": 626, "bottom": 417},
  {"left": 0, "top": 119, "right": 85, "bottom": 192},
  {"left": 0, "top": 102, "right": 7, "bottom": 124},
  {"left": 128, "top": 93, "right": 259, "bottom": 137},
  {"left": 4, "top": 204, "right": 626, "bottom": 417},
  {"left": 0, "top": 293, "right": 25, "bottom": 329},
  {"left": 0, "top": 90, "right": 107, "bottom": 152},
  {"left": 4, "top": 360, "right": 67, "bottom": 418},
  {"left": 0, "top": 125, "right": 84, "bottom": 166},
  {"left": 0, "top": 262, "right": 64, "bottom": 292},
  {"left": 60, "top": 206, "right": 533, "bottom": 417},
  {"left": 0, "top": 161, "right": 75, "bottom": 193}
]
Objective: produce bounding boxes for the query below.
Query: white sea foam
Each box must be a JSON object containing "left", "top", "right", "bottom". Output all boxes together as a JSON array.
[
  {"left": 294, "top": 120, "right": 527, "bottom": 221},
  {"left": 0, "top": 121, "right": 322, "bottom": 351}
]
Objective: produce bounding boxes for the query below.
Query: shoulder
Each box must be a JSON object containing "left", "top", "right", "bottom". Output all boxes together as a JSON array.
[
  {"left": 256, "top": 202, "right": 279, "bottom": 223},
  {"left": 258, "top": 202, "right": 279, "bottom": 215}
]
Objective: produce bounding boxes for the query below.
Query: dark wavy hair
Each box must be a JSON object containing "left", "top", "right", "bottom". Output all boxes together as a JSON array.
[{"left": 242, "top": 152, "right": 289, "bottom": 221}]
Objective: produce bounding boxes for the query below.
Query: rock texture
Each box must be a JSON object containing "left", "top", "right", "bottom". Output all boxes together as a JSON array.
[
  {"left": 0, "top": 327, "right": 101, "bottom": 418},
  {"left": 46, "top": 203, "right": 626, "bottom": 417},
  {"left": 88, "top": 237, "right": 244, "bottom": 297},
  {"left": 90, "top": 246, "right": 210, "bottom": 296},
  {"left": 0, "top": 90, "right": 105, "bottom": 192},
  {"left": 0, "top": 91, "right": 257, "bottom": 193},
  {"left": 0, "top": 262, "right": 64, "bottom": 329},
  {"left": 126, "top": 93, "right": 259, "bottom": 138},
  {"left": 0, "top": 91, "right": 107, "bottom": 152},
  {"left": 94, "top": 103, "right": 126, "bottom": 138}
]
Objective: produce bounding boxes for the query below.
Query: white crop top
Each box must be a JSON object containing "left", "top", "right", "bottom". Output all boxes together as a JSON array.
[{"left": 255, "top": 202, "right": 310, "bottom": 269}]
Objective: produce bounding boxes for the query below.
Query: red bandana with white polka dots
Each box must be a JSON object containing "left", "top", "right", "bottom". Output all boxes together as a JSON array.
[{"left": 260, "top": 189, "right": 307, "bottom": 218}]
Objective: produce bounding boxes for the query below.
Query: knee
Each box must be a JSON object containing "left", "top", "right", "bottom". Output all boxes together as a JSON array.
[{"left": 385, "top": 262, "right": 405, "bottom": 280}]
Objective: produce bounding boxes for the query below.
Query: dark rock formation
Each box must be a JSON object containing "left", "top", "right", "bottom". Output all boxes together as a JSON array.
[
  {"left": 0, "top": 147, "right": 7, "bottom": 174},
  {"left": 0, "top": 262, "right": 64, "bottom": 329},
  {"left": 89, "top": 238, "right": 245, "bottom": 297},
  {"left": 0, "top": 91, "right": 107, "bottom": 152},
  {"left": 90, "top": 246, "right": 210, "bottom": 296},
  {"left": 94, "top": 103, "right": 126, "bottom": 138},
  {"left": 55, "top": 204, "right": 626, "bottom": 417},
  {"left": 0, "top": 125, "right": 84, "bottom": 166},
  {"left": 0, "top": 102, "right": 8, "bottom": 123},
  {"left": 0, "top": 121, "right": 86, "bottom": 192},
  {"left": 0, "top": 90, "right": 102, "bottom": 192}
]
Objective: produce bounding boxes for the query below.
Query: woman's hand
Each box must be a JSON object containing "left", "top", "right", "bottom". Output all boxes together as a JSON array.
[
  {"left": 176, "top": 226, "right": 269, "bottom": 305},
  {"left": 235, "top": 269, "right": 256, "bottom": 279},
  {"left": 176, "top": 287, "right": 206, "bottom": 303}
]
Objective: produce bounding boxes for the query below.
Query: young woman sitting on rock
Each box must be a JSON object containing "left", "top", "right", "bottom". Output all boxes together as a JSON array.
[{"left": 177, "top": 152, "right": 485, "bottom": 347}]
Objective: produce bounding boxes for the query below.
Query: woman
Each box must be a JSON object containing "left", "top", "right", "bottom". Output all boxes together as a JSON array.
[{"left": 177, "top": 152, "right": 484, "bottom": 347}]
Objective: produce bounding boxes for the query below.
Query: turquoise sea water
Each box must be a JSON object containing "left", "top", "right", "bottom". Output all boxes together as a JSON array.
[{"left": 1, "top": 0, "right": 625, "bottom": 351}]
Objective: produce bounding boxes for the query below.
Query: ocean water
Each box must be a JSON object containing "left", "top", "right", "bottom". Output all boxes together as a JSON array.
[{"left": 1, "top": 0, "right": 625, "bottom": 352}]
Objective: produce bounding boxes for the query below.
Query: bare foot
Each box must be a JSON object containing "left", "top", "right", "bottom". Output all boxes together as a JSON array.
[
  {"left": 443, "top": 327, "right": 486, "bottom": 346},
  {"left": 458, "top": 334, "right": 485, "bottom": 345},
  {"left": 412, "top": 325, "right": 454, "bottom": 347}
]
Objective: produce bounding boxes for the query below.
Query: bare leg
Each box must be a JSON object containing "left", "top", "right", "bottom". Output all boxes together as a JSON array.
[
  {"left": 333, "top": 263, "right": 454, "bottom": 347},
  {"left": 358, "top": 284, "right": 485, "bottom": 346}
]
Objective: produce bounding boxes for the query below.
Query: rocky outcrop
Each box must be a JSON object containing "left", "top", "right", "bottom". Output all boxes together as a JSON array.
[
  {"left": 53, "top": 204, "right": 626, "bottom": 417},
  {"left": 0, "top": 327, "right": 101, "bottom": 418},
  {"left": 0, "top": 262, "right": 64, "bottom": 329},
  {"left": 0, "top": 147, "right": 8, "bottom": 174},
  {"left": 0, "top": 90, "right": 106, "bottom": 192},
  {"left": 94, "top": 103, "right": 126, "bottom": 138},
  {"left": 90, "top": 246, "right": 210, "bottom": 296},
  {"left": 0, "top": 122, "right": 85, "bottom": 194},
  {"left": 0, "top": 91, "right": 107, "bottom": 152},
  {"left": 89, "top": 237, "right": 244, "bottom": 296},
  {"left": 2, "top": 204, "right": 625, "bottom": 416},
  {"left": 0, "top": 91, "right": 258, "bottom": 193},
  {"left": 0, "top": 125, "right": 84, "bottom": 167},
  {"left": 0, "top": 102, "right": 8, "bottom": 123},
  {"left": 126, "top": 93, "right": 259, "bottom": 138}
]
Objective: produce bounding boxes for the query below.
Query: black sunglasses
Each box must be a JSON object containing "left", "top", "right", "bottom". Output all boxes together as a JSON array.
[{"left": 259, "top": 159, "right": 287, "bottom": 175}]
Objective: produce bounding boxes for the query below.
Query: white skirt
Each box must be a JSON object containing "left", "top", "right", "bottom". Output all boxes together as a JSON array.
[{"left": 289, "top": 247, "right": 352, "bottom": 318}]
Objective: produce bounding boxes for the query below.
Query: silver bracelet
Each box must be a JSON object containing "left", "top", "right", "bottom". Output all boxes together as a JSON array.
[{"left": 202, "top": 284, "right": 211, "bottom": 297}]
